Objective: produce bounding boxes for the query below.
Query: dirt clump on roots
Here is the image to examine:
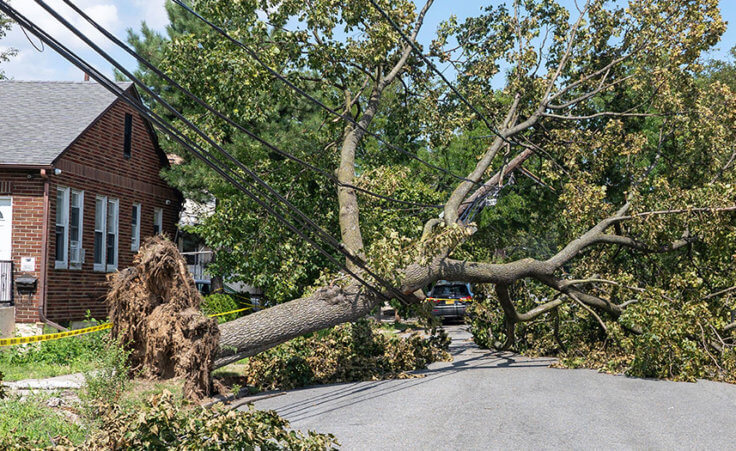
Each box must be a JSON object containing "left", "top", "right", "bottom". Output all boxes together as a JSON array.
[{"left": 107, "top": 236, "right": 220, "bottom": 400}]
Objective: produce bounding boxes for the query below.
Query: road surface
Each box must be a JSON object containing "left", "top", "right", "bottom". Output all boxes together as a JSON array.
[{"left": 251, "top": 325, "right": 736, "bottom": 450}]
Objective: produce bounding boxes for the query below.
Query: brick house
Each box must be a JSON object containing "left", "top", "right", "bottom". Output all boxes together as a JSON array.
[{"left": 0, "top": 81, "right": 181, "bottom": 329}]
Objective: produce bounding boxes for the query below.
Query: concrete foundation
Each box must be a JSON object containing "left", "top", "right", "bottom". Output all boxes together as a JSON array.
[
  {"left": 14, "top": 322, "right": 43, "bottom": 337},
  {"left": 0, "top": 306, "right": 14, "bottom": 338}
]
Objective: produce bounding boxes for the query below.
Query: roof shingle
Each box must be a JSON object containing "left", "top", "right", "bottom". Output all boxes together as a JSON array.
[{"left": 0, "top": 80, "right": 132, "bottom": 166}]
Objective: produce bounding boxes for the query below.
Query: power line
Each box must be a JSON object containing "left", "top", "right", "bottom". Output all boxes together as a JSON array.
[
  {"left": 31, "top": 0, "right": 418, "bottom": 304},
  {"left": 170, "top": 0, "right": 482, "bottom": 187},
  {"left": 56, "top": 0, "right": 441, "bottom": 210},
  {"left": 1, "top": 1, "right": 409, "bottom": 305},
  {"left": 366, "top": 0, "right": 513, "bottom": 147}
]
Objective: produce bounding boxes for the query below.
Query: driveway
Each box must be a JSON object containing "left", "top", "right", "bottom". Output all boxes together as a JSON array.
[{"left": 251, "top": 325, "right": 736, "bottom": 450}]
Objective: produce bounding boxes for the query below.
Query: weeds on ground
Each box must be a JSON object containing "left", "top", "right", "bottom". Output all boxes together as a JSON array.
[
  {"left": 78, "top": 334, "right": 132, "bottom": 422},
  {"left": 1, "top": 388, "right": 338, "bottom": 450},
  {"left": 2, "top": 332, "right": 339, "bottom": 449},
  {"left": 86, "top": 390, "right": 338, "bottom": 450},
  {"left": 0, "top": 391, "right": 87, "bottom": 447},
  {"left": 0, "top": 322, "right": 108, "bottom": 381},
  {"left": 0, "top": 371, "right": 6, "bottom": 399}
]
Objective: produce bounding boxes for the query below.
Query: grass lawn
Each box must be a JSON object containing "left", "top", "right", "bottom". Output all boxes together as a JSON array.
[
  {"left": 1, "top": 360, "right": 98, "bottom": 382},
  {"left": 0, "top": 392, "right": 87, "bottom": 446},
  {"left": 0, "top": 328, "right": 108, "bottom": 381},
  {"left": 0, "top": 380, "right": 186, "bottom": 447}
]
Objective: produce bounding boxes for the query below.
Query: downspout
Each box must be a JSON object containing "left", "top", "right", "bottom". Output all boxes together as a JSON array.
[{"left": 39, "top": 169, "right": 66, "bottom": 331}]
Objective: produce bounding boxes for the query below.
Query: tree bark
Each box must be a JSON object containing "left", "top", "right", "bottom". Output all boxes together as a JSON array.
[
  {"left": 335, "top": 0, "right": 433, "bottom": 269},
  {"left": 215, "top": 283, "right": 380, "bottom": 368},
  {"left": 337, "top": 122, "right": 367, "bottom": 269}
]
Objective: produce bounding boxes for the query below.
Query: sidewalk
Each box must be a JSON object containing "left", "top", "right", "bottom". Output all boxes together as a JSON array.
[{"left": 4, "top": 372, "right": 84, "bottom": 391}]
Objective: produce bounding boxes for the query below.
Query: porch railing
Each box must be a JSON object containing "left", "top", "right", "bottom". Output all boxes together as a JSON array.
[
  {"left": 0, "top": 261, "right": 12, "bottom": 306},
  {"left": 181, "top": 251, "right": 213, "bottom": 281}
]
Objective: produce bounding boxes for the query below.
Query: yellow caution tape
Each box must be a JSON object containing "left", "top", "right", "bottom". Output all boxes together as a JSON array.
[
  {"left": 0, "top": 306, "right": 255, "bottom": 347},
  {"left": 0, "top": 323, "right": 112, "bottom": 347},
  {"left": 207, "top": 306, "right": 253, "bottom": 318}
]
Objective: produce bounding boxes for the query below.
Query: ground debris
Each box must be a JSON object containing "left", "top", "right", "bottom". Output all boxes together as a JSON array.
[{"left": 106, "top": 236, "right": 220, "bottom": 400}]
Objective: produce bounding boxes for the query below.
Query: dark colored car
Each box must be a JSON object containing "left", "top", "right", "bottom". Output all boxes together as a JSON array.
[{"left": 426, "top": 281, "right": 473, "bottom": 320}]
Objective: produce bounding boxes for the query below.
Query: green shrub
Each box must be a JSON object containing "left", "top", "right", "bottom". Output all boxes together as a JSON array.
[
  {"left": 85, "top": 390, "right": 338, "bottom": 450},
  {"left": 201, "top": 293, "right": 248, "bottom": 323},
  {"left": 243, "top": 319, "right": 451, "bottom": 390},
  {"left": 0, "top": 390, "right": 337, "bottom": 450},
  {"left": 467, "top": 285, "right": 736, "bottom": 384}
]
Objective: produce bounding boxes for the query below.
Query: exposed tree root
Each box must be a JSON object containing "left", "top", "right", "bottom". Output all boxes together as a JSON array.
[{"left": 107, "top": 236, "right": 220, "bottom": 400}]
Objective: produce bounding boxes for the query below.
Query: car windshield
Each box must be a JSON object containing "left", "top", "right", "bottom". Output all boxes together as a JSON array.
[{"left": 430, "top": 284, "right": 469, "bottom": 298}]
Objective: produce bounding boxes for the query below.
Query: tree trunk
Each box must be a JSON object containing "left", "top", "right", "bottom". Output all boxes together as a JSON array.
[
  {"left": 214, "top": 283, "right": 379, "bottom": 368},
  {"left": 337, "top": 124, "right": 366, "bottom": 271}
]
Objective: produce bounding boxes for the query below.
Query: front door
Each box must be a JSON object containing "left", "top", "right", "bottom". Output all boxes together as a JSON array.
[{"left": 0, "top": 197, "right": 11, "bottom": 261}]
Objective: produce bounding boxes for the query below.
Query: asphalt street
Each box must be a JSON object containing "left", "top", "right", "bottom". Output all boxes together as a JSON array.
[{"left": 251, "top": 325, "right": 736, "bottom": 450}]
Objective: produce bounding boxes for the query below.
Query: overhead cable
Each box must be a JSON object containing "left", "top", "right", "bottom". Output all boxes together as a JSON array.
[
  {"left": 57, "top": 0, "right": 441, "bottom": 210},
  {"left": 170, "top": 0, "right": 482, "bottom": 187},
  {"left": 1, "top": 1, "right": 408, "bottom": 305}
]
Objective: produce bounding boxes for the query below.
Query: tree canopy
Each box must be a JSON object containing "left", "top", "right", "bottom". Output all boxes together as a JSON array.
[
  {"left": 125, "top": 0, "right": 735, "bottom": 381},
  {"left": 0, "top": 12, "right": 16, "bottom": 79}
]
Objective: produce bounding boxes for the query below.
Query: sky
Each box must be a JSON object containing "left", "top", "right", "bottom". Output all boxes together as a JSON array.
[{"left": 1, "top": 0, "right": 735, "bottom": 82}]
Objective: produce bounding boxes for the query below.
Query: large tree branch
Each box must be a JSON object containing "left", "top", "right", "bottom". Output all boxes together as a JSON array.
[
  {"left": 545, "top": 203, "right": 631, "bottom": 268},
  {"left": 337, "top": 1, "right": 434, "bottom": 266},
  {"left": 218, "top": 199, "right": 729, "bottom": 366},
  {"left": 596, "top": 233, "right": 693, "bottom": 253},
  {"left": 216, "top": 283, "right": 381, "bottom": 368},
  {"left": 381, "top": 0, "right": 434, "bottom": 88},
  {"left": 542, "top": 0, "right": 590, "bottom": 102},
  {"left": 439, "top": 4, "right": 600, "bottom": 227},
  {"left": 560, "top": 278, "right": 646, "bottom": 293},
  {"left": 614, "top": 206, "right": 736, "bottom": 221},
  {"left": 542, "top": 110, "right": 661, "bottom": 120},
  {"left": 443, "top": 95, "right": 523, "bottom": 225},
  {"left": 455, "top": 148, "right": 534, "bottom": 219}
]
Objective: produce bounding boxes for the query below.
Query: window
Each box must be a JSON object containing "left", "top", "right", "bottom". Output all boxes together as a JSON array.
[
  {"left": 106, "top": 199, "right": 119, "bottom": 269},
  {"left": 55, "top": 187, "right": 70, "bottom": 269},
  {"left": 153, "top": 208, "right": 163, "bottom": 235},
  {"left": 69, "top": 190, "right": 84, "bottom": 269},
  {"left": 131, "top": 203, "right": 141, "bottom": 251},
  {"left": 123, "top": 113, "right": 132, "bottom": 159},
  {"left": 94, "top": 197, "right": 105, "bottom": 270},
  {"left": 94, "top": 196, "right": 119, "bottom": 272}
]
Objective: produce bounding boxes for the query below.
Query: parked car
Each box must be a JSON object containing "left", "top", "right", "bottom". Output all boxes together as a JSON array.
[{"left": 426, "top": 281, "right": 474, "bottom": 320}]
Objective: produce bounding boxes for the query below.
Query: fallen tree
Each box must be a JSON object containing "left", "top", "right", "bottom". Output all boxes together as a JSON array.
[{"left": 124, "top": 0, "right": 735, "bottom": 382}]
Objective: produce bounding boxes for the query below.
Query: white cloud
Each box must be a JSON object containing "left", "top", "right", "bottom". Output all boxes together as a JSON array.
[
  {"left": 0, "top": 0, "right": 169, "bottom": 81},
  {"left": 132, "top": 0, "right": 168, "bottom": 29}
]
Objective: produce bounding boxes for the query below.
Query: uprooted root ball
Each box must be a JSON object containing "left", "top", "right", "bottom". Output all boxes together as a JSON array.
[{"left": 106, "top": 236, "right": 220, "bottom": 400}]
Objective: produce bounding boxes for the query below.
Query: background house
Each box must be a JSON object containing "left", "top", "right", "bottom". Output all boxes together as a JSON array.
[{"left": 0, "top": 80, "right": 181, "bottom": 332}]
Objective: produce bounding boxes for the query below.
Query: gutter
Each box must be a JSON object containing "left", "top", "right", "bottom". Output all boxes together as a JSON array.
[
  {"left": 38, "top": 169, "right": 66, "bottom": 332},
  {"left": 0, "top": 164, "right": 54, "bottom": 170}
]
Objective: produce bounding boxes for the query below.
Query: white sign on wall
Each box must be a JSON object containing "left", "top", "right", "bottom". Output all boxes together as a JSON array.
[{"left": 20, "top": 257, "right": 35, "bottom": 272}]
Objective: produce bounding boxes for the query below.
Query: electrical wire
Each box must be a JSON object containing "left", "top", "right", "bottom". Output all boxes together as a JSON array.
[
  {"left": 366, "top": 0, "right": 514, "bottom": 147},
  {"left": 56, "top": 0, "right": 441, "bottom": 210},
  {"left": 0, "top": 1, "right": 409, "bottom": 305},
  {"left": 170, "top": 0, "right": 482, "bottom": 187},
  {"left": 19, "top": 23, "right": 44, "bottom": 52}
]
